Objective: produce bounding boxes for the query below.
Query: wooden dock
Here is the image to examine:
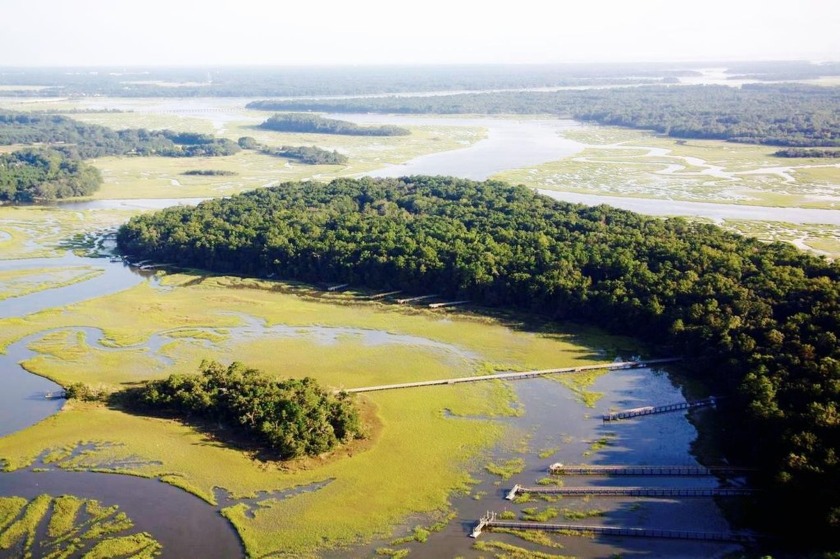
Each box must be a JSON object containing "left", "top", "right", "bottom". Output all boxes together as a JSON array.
[
  {"left": 325, "top": 283, "right": 349, "bottom": 292},
  {"left": 395, "top": 294, "right": 439, "bottom": 304},
  {"left": 428, "top": 300, "right": 470, "bottom": 309},
  {"left": 602, "top": 397, "right": 717, "bottom": 422},
  {"left": 548, "top": 464, "right": 752, "bottom": 477},
  {"left": 506, "top": 484, "right": 755, "bottom": 500},
  {"left": 367, "top": 290, "right": 402, "bottom": 300},
  {"left": 471, "top": 513, "right": 755, "bottom": 543},
  {"left": 339, "top": 358, "right": 682, "bottom": 394}
]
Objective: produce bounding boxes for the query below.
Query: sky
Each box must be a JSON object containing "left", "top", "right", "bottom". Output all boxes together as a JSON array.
[{"left": 0, "top": 0, "right": 837, "bottom": 67}]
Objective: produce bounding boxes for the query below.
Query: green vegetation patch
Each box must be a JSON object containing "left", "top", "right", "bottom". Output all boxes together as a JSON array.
[
  {"left": 0, "top": 494, "right": 161, "bottom": 558},
  {"left": 473, "top": 540, "right": 573, "bottom": 559},
  {"left": 0, "top": 148, "right": 102, "bottom": 203},
  {"left": 123, "top": 360, "right": 365, "bottom": 459},
  {"left": 259, "top": 112, "right": 410, "bottom": 136},
  {"left": 485, "top": 458, "right": 526, "bottom": 480},
  {"left": 493, "top": 527, "right": 564, "bottom": 548},
  {"left": 521, "top": 506, "right": 559, "bottom": 522}
]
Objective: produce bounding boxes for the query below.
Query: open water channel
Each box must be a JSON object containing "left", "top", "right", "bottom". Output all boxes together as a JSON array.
[{"left": 1, "top": 96, "right": 817, "bottom": 557}]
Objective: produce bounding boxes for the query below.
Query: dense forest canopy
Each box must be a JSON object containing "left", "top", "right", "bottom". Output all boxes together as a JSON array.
[
  {"left": 0, "top": 148, "right": 101, "bottom": 202},
  {"left": 123, "top": 360, "right": 364, "bottom": 459},
  {"left": 247, "top": 84, "right": 840, "bottom": 147},
  {"left": 117, "top": 176, "right": 840, "bottom": 545},
  {"left": 259, "top": 113, "right": 410, "bottom": 136}
]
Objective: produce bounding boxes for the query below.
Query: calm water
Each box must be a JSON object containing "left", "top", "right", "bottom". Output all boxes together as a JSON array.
[{"left": 0, "top": 470, "right": 243, "bottom": 559}]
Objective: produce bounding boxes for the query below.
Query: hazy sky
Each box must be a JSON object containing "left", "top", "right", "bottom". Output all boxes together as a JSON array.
[{"left": 1, "top": 0, "right": 837, "bottom": 66}]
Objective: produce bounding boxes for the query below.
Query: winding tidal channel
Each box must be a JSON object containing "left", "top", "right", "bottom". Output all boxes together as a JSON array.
[{"left": 2, "top": 99, "right": 829, "bottom": 557}]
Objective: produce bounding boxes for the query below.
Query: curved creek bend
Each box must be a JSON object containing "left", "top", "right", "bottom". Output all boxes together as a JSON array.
[{"left": 1, "top": 100, "right": 817, "bottom": 557}]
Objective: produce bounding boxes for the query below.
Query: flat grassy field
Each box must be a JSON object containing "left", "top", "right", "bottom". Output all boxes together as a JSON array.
[
  {"left": 495, "top": 126, "right": 840, "bottom": 210},
  {"left": 0, "top": 272, "right": 608, "bottom": 557}
]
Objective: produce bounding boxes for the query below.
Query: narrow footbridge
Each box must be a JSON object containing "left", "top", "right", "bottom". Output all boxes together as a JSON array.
[
  {"left": 602, "top": 396, "right": 717, "bottom": 422},
  {"left": 470, "top": 511, "right": 755, "bottom": 542},
  {"left": 506, "top": 484, "right": 755, "bottom": 500},
  {"left": 548, "top": 464, "right": 752, "bottom": 477},
  {"left": 340, "top": 358, "right": 681, "bottom": 394}
]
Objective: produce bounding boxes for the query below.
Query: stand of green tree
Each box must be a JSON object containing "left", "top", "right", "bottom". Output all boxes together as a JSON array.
[
  {"left": 119, "top": 360, "right": 364, "bottom": 460},
  {"left": 237, "top": 136, "right": 348, "bottom": 165},
  {"left": 247, "top": 84, "right": 840, "bottom": 147},
  {"left": 0, "top": 148, "right": 102, "bottom": 202},
  {"left": 0, "top": 112, "right": 241, "bottom": 158},
  {"left": 774, "top": 148, "right": 840, "bottom": 158},
  {"left": 117, "top": 176, "right": 840, "bottom": 547},
  {"left": 258, "top": 113, "right": 410, "bottom": 136}
]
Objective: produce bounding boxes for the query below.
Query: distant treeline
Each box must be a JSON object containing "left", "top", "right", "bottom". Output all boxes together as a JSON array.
[
  {"left": 117, "top": 176, "right": 840, "bottom": 547},
  {"left": 0, "top": 148, "right": 101, "bottom": 202},
  {"left": 258, "top": 113, "right": 409, "bottom": 137},
  {"left": 0, "top": 112, "right": 241, "bottom": 159},
  {"left": 237, "top": 136, "right": 347, "bottom": 165},
  {"left": 121, "top": 360, "right": 365, "bottom": 460},
  {"left": 724, "top": 60, "right": 840, "bottom": 82},
  {"left": 247, "top": 84, "right": 840, "bottom": 147},
  {"left": 0, "top": 64, "right": 697, "bottom": 98},
  {"left": 774, "top": 147, "right": 840, "bottom": 158}
]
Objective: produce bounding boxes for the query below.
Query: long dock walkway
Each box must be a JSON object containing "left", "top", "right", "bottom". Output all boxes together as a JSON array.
[
  {"left": 548, "top": 464, "right": 752, "bottom": 477},
  {"left": 506, "top": 484, "right": 755, "bottom": 500},
  {"left": 340, "top": 358, "right": 681, "bottom": 394},
  {"left": 470, "top": 511, "right": 755, "bottom": 542},
  {"left": 602, "top": 397, "right": 716, "bottom": 422}
]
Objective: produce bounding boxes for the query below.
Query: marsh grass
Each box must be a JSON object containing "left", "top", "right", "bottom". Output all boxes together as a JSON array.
[
  {"left": 0, "top": 263, "right": 626, "bottom": 557},
  {"left": 492, "top": 528, "right": 564, "bottom": 548},
  {"left": 473, "top": 540, "right": 573, "bottom": 559},
  {"left": 485, "top": 458, "right": 526, "bottom": 480},
  {"left": 0, "top": 494, "right": 160, "bottom": 558},
  {"left": 520, "top": 506, "right": 559, "bottom": 522},
  {"left": 495, "top": 125, "right": 840, "bottom": 209},
  {"left": 0, "top": 266, "right": 103, "bottom": 301},
  {"left": 0, "top": 206, "right": 133, "bottom": 259}
]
